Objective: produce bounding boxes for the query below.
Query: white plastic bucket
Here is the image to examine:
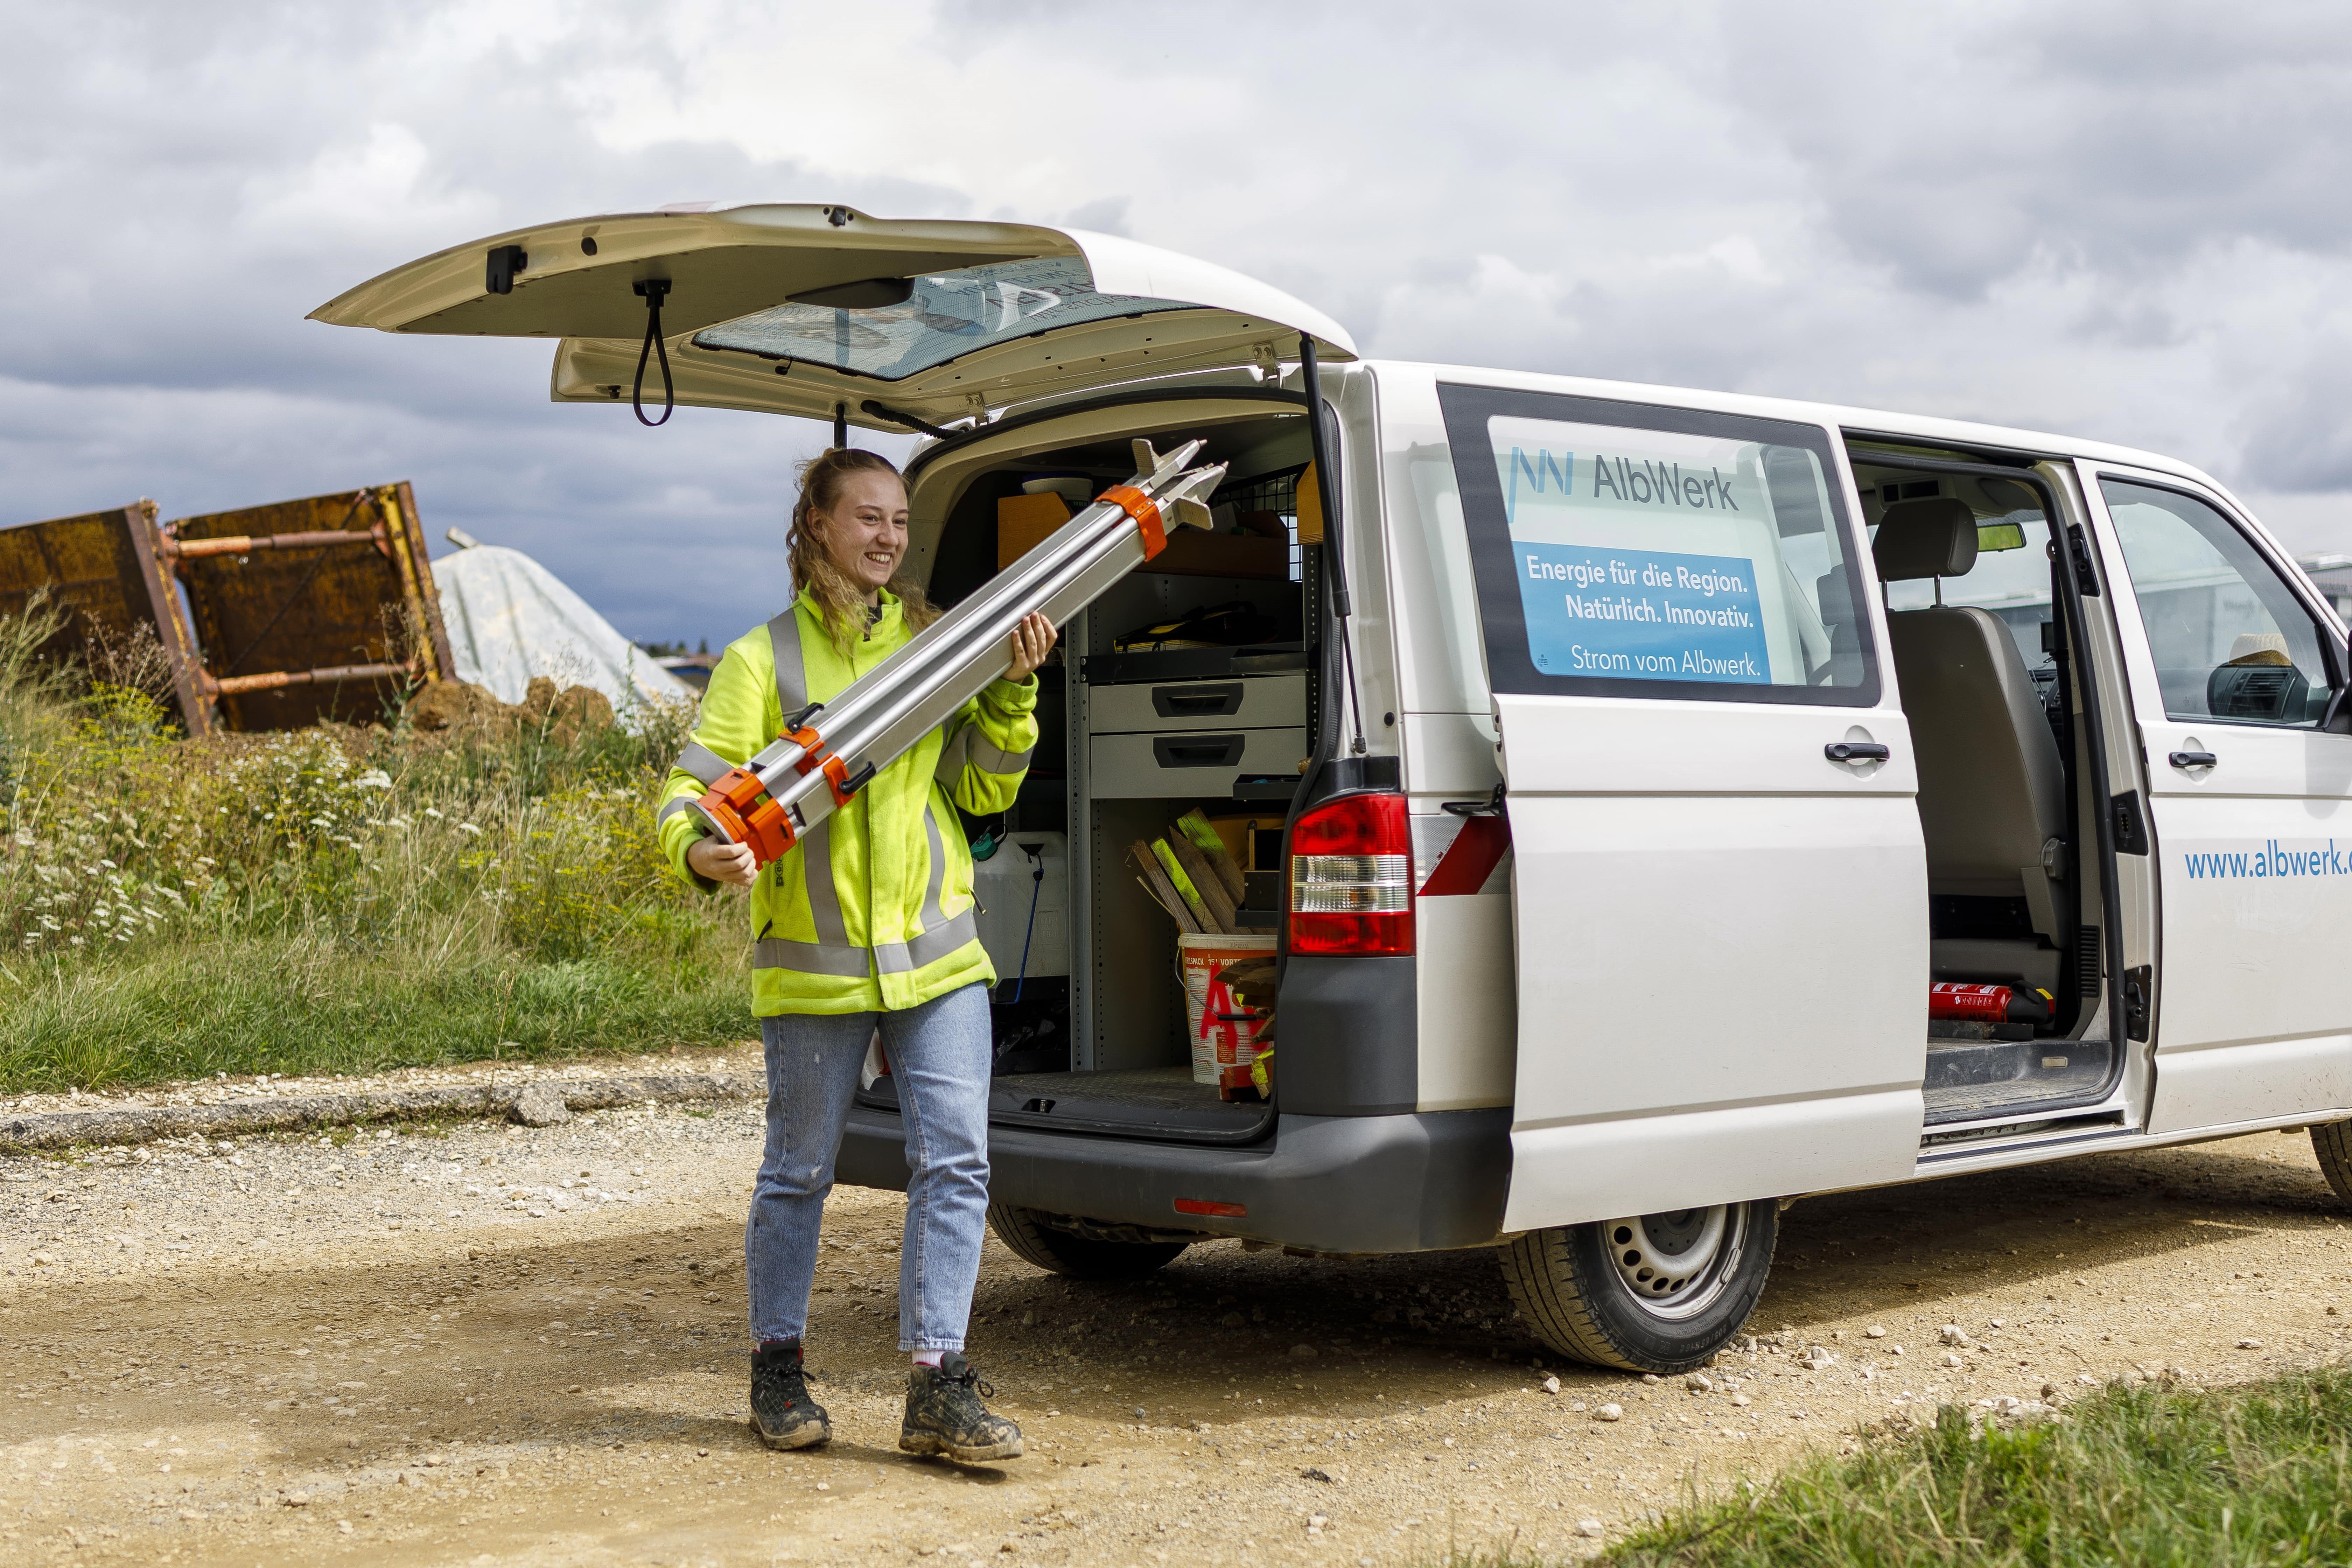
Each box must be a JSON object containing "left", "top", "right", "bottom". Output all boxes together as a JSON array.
[{"left": 1180, "top": 933, "right": 1278, "bottom": 1089}]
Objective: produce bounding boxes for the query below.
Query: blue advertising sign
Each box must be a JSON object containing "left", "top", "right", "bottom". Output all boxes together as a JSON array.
[{"left": 1516, "top": 542, "right": 1770, "bottom": 682}]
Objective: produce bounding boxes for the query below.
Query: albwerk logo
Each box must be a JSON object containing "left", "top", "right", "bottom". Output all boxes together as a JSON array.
[{"left": 2181, "top": 840, "right": 2350, "bottom": 880}]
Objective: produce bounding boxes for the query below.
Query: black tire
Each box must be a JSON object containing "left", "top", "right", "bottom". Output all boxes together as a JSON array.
[
  {"left": 986, "top": 1205, "right": 1189, "bottom": 1280},
  {"left": 2312, "top": 1122, "right": 2352, "bottom": 1205},
  {"left": 1499, "top": 1199, "right": 1778, "bottom": 1374}
]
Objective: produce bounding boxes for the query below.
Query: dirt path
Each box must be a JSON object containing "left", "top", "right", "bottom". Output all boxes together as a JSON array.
[{"left": 5, "top": 1076, "right": 2350, "bottom": 1567}]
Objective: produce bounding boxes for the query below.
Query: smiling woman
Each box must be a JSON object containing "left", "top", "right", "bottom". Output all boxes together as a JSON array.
[{"left": 655, "top": 442, "right": 1055, "bottom": 1462}]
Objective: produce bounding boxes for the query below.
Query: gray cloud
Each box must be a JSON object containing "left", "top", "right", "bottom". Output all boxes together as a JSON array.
[{"left": 7, "top": 0, "right": 2352, "bottom": 644}]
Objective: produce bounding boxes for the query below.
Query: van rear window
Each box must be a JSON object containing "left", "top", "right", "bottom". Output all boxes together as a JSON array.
[
  {"left": 1438, "top": 385, "right": 1879, "bottom": 706},
  {"left": 692, "top": 256, "right": 1196, "bottom": 382}
]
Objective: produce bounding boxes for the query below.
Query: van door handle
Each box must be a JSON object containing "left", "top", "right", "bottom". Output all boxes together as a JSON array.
[
  {"left": 1825, "top": 742, "right": 1889, "bottom": 762},
  {"left": 2169, "top": 750, "right": 2218, "bottom": 769},
  {"left": 1152, "top": 734, "right": 1247, "bottom": 768}
]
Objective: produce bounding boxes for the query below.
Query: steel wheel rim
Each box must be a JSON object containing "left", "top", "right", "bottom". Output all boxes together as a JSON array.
[{"left": 1599, "top": 1204, "right": 1745, "bottom": 1322}]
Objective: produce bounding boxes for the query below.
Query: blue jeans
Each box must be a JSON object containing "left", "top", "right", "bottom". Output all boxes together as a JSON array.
[{"left": 746, "top": 983, "right": 993, "bottom": 1353}]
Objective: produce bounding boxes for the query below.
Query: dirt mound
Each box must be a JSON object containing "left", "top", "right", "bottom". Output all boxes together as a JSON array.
[{"left": 409, "top": 676, "right": 614, "bottom": 744}]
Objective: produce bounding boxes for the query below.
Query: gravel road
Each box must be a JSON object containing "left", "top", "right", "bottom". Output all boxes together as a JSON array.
[{"left": 6, "top": 1048, "right": 2350, "bottom": 1566}]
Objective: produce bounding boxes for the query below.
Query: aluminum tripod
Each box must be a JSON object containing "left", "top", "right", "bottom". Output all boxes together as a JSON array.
[{"left": 688, "top": 437, "right": 1227, "bottom": 864}]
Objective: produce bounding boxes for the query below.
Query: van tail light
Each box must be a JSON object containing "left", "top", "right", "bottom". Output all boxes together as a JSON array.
[{"left": 1287, "top": 792, "right": 1414, "bottom": 956}]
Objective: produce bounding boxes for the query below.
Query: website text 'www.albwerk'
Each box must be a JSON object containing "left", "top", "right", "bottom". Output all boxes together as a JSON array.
[{"left": 2182, "top": 840, "right": 2350, "bottom": 879}]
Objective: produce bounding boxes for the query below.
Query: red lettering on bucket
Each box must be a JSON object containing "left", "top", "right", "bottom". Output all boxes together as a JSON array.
[{"left": 1198, "top": 973, "right": 1240, "bottom": 1047}]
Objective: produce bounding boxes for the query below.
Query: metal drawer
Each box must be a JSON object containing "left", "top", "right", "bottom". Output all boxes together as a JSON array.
[
  {"left": 1087, "top": 727, "right": 1308, "bottom": 799},
  {"left": 1086, "top": 672, "right": 1307, "bottom": 735}
]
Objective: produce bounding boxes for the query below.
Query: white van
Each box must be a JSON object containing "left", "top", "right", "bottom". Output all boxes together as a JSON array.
[{"left": 320, "top": 205, "right": 2352, "bottom": 1373}]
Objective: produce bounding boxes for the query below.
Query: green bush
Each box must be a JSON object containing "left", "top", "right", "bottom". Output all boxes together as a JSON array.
[{"left": 0, "top": 604, "right": 750, "bottom": 1092}]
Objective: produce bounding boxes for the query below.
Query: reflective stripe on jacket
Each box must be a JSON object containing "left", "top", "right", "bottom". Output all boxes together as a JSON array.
[{"left": 655, "top": 587, "right": 1037, "bottom": 1015}]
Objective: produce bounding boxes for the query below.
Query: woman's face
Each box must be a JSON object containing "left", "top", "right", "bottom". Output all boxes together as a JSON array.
[{"left": 812, "top": 470, "right": 910, "bottom": 595}]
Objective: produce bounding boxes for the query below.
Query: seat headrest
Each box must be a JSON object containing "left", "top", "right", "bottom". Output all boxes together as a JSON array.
[{"left": 1874, "top": 497, "right": 1979, "bottom": 581}]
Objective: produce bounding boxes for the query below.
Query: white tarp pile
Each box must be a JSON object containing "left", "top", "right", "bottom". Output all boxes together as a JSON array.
[{"left": 434, "top": 542, "right": 694, "bottom": 713}]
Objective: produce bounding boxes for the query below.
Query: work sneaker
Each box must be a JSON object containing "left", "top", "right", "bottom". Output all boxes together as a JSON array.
[
  {"left": 749, "top": 1339, "right": 830, "bottom": 1450},
  {"left": 900, "top": 1354, "right": 1024, "bottom": 1463}
]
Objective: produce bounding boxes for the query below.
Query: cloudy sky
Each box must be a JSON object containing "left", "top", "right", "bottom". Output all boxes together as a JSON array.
[{"left": 7, "top": 0, "right": 2352, "bottom": 646}]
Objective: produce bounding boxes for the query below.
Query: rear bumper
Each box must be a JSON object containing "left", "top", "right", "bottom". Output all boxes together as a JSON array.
[{"left": 838, "top": 1105, "right": 1513, "bottom": 1254}]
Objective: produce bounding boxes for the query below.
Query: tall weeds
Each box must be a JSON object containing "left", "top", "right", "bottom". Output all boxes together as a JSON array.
[{"left": 0, "top": 607, "right": 750, "bottom": 1093}]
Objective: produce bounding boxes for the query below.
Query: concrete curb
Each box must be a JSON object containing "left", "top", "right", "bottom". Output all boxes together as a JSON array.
[{"left": 0, "top": 1072, "right": 764, "bottom": 1154}]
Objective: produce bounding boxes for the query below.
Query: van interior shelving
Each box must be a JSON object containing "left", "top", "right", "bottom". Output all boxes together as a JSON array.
[
  {"left": 1847, "top": 449, "right": 2125, "bottom": 1131},
  {"left": 856, "top": 401, "right": 1320, "bottom": 1144}
]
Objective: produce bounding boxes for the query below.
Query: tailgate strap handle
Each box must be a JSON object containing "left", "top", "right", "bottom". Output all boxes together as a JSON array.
[{"left": 632, "top": 278, "right": 675, "bottom": 428}]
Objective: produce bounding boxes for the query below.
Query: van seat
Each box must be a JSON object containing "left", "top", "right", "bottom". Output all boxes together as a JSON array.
[{"left": 1875, "top": 499, "right": 2070, "bottom": 948}]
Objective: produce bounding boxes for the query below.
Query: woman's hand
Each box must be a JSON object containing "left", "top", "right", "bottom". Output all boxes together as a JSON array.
[
  {"left": 687, "top": 835, "right": 759, "bottom": 888},
  {"left": 1004, "top": 611, "right": 1058, "bottom": 682}
]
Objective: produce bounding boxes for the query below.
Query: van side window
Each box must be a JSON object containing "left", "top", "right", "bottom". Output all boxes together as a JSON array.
[
  {"left": 2100, "top": 479, "right": 2339, "bottom": 727},
  {"left": 1439, "top": 385, "right": 1878, "bottom": 705}
]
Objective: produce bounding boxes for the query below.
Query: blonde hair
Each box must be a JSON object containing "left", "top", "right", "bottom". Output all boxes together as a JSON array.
[{"left": 787, "top": 448, "right": 940, "bottom": 656}]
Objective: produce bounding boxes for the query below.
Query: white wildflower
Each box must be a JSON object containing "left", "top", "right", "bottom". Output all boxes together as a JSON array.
[
  {"left": 457, "top": 823, "right": 483, "bottom": 836},
  {"left": 354, "top": 769, "right": 393, "bottom": 790}
]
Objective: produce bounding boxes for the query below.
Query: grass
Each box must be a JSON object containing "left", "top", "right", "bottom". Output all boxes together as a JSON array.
[
  {"left": 1585, "top": 1368, "right": 2352, "bottom": 1566},
  {"left": 0, "top": 601, "right": 752, "bottom": 1093}
]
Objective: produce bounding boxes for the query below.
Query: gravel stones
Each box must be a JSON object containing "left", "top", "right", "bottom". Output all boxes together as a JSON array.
[
  {"left": 511, "top": 1085, "right": 572, "bottom": 1128},
  {"left": 1592, "top": 1403, "right": 1624, "bottom": 1422}
]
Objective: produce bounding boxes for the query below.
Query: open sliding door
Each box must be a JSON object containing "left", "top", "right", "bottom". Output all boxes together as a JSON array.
[{"left": 1437, "top": 385, "right": 1927, "bottom": 1231}]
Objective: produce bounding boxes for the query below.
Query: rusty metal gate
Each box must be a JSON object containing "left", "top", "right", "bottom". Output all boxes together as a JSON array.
[{"left": 0, "top": 484, "right": 453, "bottom": 736}]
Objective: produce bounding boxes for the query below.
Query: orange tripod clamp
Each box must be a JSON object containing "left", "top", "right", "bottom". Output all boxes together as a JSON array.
[
  {"left": 773, "top": 721, "right": 863, "bottom": 809},
  {"left": 695, "top": 764, "right": 797, "bottom": 867},
  {"left": 1098, "top": 484, "right": 1167, "bottom": 560}
]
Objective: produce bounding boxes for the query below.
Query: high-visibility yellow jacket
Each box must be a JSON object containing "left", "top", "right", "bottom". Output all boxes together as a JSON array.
[{"left": 655, "top": 588, "right": 1037, "bottom": 1015}]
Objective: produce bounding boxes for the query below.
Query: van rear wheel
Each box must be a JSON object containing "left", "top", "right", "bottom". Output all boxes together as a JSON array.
[
  {"left": 986, "top": 1205, "right": 1190, "bottom": 1280},
  {"left": 2312, "top": 1122, "right": 2352, "bottom": 1204},
  {"left": 1500, "top": 1199, "right": 1778, "bottom": 1374}
]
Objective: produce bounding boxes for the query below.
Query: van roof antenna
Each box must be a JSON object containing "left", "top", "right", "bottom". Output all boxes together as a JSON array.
[{"left": 1299, "top": 334, "right": 1368, "bottom": 757}]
